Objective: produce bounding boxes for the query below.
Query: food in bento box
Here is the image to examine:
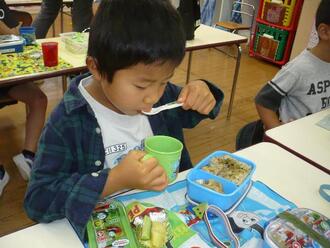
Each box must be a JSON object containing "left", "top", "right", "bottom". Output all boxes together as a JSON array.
[
  {"left": 202, "top": 155, "right": 251, "bottom": 185},
  {"left": 197, "top": 179, "right": 224, "bottom": 193}
]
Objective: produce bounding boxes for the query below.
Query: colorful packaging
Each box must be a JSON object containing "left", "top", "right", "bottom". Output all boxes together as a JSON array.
[
  {"left": 86, "top": 199, "right": 139, "bottom": 248},
  {"left": 264, "top": 208, "right": 330, "bottom": 248},
  {"left": 125, "top": 201, "right": 197, "bottom": 248}
]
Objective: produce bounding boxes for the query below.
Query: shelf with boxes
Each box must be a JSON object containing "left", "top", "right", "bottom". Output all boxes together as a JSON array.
[{"left": 249, "top": 0, "right": 304, "bottom": 66}]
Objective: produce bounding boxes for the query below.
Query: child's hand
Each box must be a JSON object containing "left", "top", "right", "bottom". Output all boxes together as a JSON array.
[
  {"left": 178, "top": 80, "right": 216, "bottom": 115},
  {"left": 108, "top": 150, "right": 168, "bottom": 193}
]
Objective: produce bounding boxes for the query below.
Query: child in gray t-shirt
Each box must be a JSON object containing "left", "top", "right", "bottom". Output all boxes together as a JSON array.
[{"left": 255, "top": 0, "right": 330, "bottom": 130}]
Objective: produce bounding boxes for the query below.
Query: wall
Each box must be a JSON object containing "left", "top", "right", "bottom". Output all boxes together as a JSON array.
[{"left": 290, "top": 0, "right": 321, "bottom": 60}]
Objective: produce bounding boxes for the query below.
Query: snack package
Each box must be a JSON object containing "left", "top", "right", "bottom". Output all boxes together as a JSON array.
[
  {"left": 126, "top": 201, "right": 196, "bottom": 248},
  {"left": 86, "top": 199, "right": 139, "bottom": 248},
  {"left": 264, "top": 208, "right": 330, "bottom": 248}
]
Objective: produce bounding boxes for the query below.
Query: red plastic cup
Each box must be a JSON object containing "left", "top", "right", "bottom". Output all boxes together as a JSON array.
[{"left": 41, "top": 42, "right": 58, "bottom": 67}]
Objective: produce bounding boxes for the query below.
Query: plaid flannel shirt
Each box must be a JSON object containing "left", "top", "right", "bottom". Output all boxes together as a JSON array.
[{"left": 24, "top": 73, "right": 224, "bottom": 240}]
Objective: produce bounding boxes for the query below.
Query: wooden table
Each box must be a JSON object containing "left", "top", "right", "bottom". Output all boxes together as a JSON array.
[
  {"left": 1, "top": 142, "right": 329, "bottom": 247},
  {"left": 0, "top": 24, "right": 247, "bottom": 118},
  {"left": 0, "top": 37, "right": 87, "bottom": 93},
  {"left": 264, "top": 109, "right": 330, "bottom": 174}
]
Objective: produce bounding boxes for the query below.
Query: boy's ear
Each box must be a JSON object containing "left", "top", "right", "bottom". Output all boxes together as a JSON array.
[
  {"left": 86, "top": 56, "right": 102, "bottom": 81},
  {"left": 317, "top": 23, "right": 330, "bottom": 41}
]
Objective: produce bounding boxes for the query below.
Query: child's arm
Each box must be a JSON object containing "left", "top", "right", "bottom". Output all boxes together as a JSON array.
[
  {"left": 255, "top": 82, "right": 285, "bottom": 130},
  {"left": 101, "top": 150, "right": 168, "bottom": 197},
  {"left": 178, "top": 80, "right": 217, "bottom": 115},
  {"left": 161, "top": 80, "right": 224, "bottom": 128},
  {"left": 24, "top": 122, "right": 109, "bottom": 240},
  {"left": 255, "top": 103, "right": 281, "bottom": 130},
  {"left": 0, "top": 21, "right": 18, "bottom": 35}
]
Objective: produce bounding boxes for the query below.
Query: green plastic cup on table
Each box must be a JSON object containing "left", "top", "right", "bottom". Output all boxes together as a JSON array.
[{"left": 144, "top": 135, "right": 183, "bottom": 183}]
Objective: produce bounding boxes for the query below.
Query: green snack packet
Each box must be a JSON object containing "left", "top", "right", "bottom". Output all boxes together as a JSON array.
[
  {"left": 86, "top": 199, "right": 139, "bottom": 248},
  {"left": 126, "top": 201, "right": 196, "bottom": 248}
]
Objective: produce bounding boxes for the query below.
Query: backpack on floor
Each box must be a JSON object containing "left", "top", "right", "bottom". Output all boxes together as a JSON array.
[{"left": 236, "top": 119, "right": 264, "bottom": 151}]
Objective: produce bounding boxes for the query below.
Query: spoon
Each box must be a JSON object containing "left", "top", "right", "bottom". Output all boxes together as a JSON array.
[{"left": 142, "top": 101, "right": 183, "bottom": 115}]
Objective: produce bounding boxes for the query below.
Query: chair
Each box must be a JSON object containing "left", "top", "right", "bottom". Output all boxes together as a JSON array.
[{"left": 216, "top": 1, "right": 255, "bottom": 35}]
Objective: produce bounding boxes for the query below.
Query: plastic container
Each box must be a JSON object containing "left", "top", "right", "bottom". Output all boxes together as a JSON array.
[
  {"left": 187, "top": 151, "right": 256, "bottom": 211},
  {"left": 19, "top": 26, "right": 36, "bottom": 45},
  {"left": 0, "top": 38, "right": 24, "bottom": 54},
  {"left": 41, "top": 42, "right": 58, "bottom": 67},
  {"left": 59, "top": 32, "right": 88, "bottom": 54},
  {"left": 264, "top": 208, "right": 330, "bottom": 248},
  {"left": 254, "top": 23, "right": 289, "bottom": 61},
  {"left": 86, "top": 199, "right": 139, "bottom": 248}
]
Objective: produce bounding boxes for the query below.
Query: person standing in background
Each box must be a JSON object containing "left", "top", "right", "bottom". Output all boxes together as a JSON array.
[{"left": 32, "top": 0, "right": 93, "bottom": 38}]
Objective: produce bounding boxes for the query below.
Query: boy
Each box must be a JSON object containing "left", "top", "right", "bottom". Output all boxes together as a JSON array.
[
  {"left": 24, "top": 0, "right": 224, "bottom": 240},
  {"left": 255, "top": 0, "right": 330, "bottom": 130}
]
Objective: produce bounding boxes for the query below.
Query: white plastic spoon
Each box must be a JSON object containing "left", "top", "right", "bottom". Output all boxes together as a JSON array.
[{"left": 142, "top": 101, "right": 183, "bottom": 115}]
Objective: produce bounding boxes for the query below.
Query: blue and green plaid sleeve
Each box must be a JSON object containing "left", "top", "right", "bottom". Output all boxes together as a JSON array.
[{"left": 24, "top": 89, "right": 110, "bottom": 240}]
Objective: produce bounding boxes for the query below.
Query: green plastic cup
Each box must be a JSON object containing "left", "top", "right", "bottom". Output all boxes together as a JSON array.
[{"left": 144, "top": 135, "right": 183, "bottom": 183}]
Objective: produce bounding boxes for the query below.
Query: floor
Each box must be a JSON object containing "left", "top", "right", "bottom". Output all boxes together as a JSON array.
[{"left": 0, "top": 11, "right": 279, "bottom": 236}]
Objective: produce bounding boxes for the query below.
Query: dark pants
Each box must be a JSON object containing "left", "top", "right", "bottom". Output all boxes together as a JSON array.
[{"left": 32, "top": 0, "right": 93, "bottom": 38}]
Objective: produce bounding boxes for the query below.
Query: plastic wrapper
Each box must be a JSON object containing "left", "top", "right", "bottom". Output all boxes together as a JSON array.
[{"left": 126, "top": 201, "right": 196, "bottom": 248}]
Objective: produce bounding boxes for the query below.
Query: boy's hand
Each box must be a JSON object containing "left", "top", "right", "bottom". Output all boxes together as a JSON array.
[
  {"left": 178, "top": 80, "right": 216, "bottom": 115},
  {"left": 106, "top": 150, "right": 168, "bottom": 195}
]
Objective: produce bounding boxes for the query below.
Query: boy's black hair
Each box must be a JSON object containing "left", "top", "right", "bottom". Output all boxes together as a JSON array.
[
  {"left": 316, "top": 0, "right": 330, "bottom": 28},
  {"left": 88, "top": 0, "right": 186, "bottom": 82}
]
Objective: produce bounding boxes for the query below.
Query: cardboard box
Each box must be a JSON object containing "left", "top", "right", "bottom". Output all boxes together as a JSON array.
[
  {"left": 256, "top": 35, "right": 279, "bottom": 60},
  {"left": 263, "top": 2, "right": 286, "bottom": 26}
]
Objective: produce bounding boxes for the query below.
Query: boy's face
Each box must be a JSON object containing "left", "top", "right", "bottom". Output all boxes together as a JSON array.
[{"left": 99, "top": 62, "right": 176, "bottom": 115}]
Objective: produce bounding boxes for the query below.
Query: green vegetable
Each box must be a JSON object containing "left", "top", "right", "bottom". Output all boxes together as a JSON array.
[
  {"left": 141, "top": 215, "right": 152, "bottom": 240},
  {"left": 151, "top": 221, "right": 167, "bottom": 248}
]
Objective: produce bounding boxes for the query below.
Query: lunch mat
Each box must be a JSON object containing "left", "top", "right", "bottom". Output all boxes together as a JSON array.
[
  {"left": 0, "top": 45, "right": 72, "bottom": 78},
  {"left": 113, "top": 180, "right": 297, "bottom": 248}
]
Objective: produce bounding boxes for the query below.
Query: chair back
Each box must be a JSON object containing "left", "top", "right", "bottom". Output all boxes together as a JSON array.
[{"left": 231, "top": 1, "right": 256, "bottom": 33}]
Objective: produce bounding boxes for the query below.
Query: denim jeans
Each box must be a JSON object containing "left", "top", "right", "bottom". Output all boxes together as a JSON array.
[{"left": 32, "top": 0, "right": 93, "bottom": 38}]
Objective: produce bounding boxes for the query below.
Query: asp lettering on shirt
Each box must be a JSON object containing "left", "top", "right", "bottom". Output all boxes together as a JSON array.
[{"left": 306, "top": 80, "right": 330, "bottom": 109}]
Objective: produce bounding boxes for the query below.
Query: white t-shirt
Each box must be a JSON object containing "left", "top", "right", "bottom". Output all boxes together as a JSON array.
[
  {"left": 78, "top": 75, "right": 154, "bottom": 169},
  {"left": 269, "top": 49, "right": 330, "bottom": 123}
]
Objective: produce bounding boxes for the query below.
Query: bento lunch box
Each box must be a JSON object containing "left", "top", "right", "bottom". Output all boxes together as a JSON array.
[
  {"left": 0, "top": 37, "right": 24, "bottom": 54},
  {"left": 59, "top": 32, "right": 88, "bottom": 54},
  {"left": 264, "top": 208, "right": 330, "bottom": 248},
  {"left": 187, "top": 151, "right": 256, "bottom": 211}
]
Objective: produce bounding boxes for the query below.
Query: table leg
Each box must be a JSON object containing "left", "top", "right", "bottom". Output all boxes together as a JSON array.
[
  {"left": 52, "top": 24, "right": 55, "bottom": 37},
  {"left": 62, "top": 76, "right": 67, "bottom": 94},
  {"left": 185, "top": 51, "right": 193, "bottom": 84},
  {"left": 226, "top": 44, "right": 242, "bottom": 119},
  {"left": 60, "top": 5, "right": 64, "bottom": 33}
]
